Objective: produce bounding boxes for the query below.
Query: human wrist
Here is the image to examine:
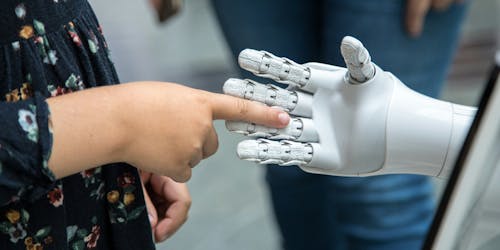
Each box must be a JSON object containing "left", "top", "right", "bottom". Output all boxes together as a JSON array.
[
  {"left": 110, "top": 82, "right": 157, "bottom": 165},
  {"left": 46, "top": 84, "right": 134, "bottom": 178},
  {"left": 102, "top": 83, "right": 137, "bottom": 164}
]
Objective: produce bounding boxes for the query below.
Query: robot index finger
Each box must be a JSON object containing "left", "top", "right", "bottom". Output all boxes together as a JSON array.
[{"left": 223, "top": 78, "right": 313, "bottom": 117}]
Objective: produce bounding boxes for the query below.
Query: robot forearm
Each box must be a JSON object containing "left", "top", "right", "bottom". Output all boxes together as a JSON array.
[
  {"left": 371, "top": 78, "right": 476, "bottom": 178},
  {"left": 224, "top": 36, "right": 476, "bottom": 179}
]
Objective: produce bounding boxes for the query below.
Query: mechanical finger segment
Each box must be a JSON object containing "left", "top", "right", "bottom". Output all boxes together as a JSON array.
[
  {"left": 223, "top": 78, "right": 313, "bottom": 117},
  {"left": 237, "top": 139, "right": 313, "bottom": 166},
  {"left": 226, "top": 118, "right": 319, "bottom": 142},
  {"left": 238, "top": 49, "right": 311, "bottom": 89},
  {"left": 340, "top": 36, "right": 375, "bottom": 84}
]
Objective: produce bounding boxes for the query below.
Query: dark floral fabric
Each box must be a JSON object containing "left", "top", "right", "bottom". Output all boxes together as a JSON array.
[{"left": 0, "top": 0, "right": 155, "bottom": 249}]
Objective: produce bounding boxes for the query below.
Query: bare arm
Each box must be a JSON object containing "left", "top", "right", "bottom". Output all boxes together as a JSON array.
[
  {"left": 47, "top": 83, "right": 127, "bottom": 179},
  {"left": 47, "top": 81, "right": 289, "bottom": 181}
]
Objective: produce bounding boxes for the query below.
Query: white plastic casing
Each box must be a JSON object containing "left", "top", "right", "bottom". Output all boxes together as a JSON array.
[
  {"left": 371, "top": 75, "right": 475, "bottom": 178},
  {"left": 232, "top": 47, "right": 477, "bottom": 178},
  {"left": 300, "top": 65, "right": 476, "bottom": 178},
  {"left": 294, "top": 91, "right": 313, "bottom": 117},
  {"left": 440, "top": 104, "right": 477, "bottom": 177},
  {"left": 301, "top": 64, "right": 392, "bottom": 175},
  {"left": 381, "top": 79, "right": 452, "bottom": 176}
]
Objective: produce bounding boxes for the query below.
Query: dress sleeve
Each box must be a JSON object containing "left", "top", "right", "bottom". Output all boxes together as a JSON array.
[{"left": 0, "top": 92, "right": 56, "bottom": 206}]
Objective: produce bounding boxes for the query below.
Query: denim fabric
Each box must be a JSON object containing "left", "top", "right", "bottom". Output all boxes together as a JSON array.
[{"left": 212, "top": 0, "right": 468, "bottom": 249}]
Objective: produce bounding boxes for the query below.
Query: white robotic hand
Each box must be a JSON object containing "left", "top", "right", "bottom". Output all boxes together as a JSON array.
[{"left": 224, "top": 36, "right": 477, "bottom": 178}]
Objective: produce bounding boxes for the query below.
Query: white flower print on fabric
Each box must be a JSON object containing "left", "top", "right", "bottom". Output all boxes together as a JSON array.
[
  {"left": 44, "top": 50, "right": 58, "bottom": 65},
  {"left": 8, "top": 223, "right": 27, "bottom": 243},
  {"left": 11, "top": 41, "right": 20, "bottom": 51},
  {"left": 15, "top": 3, "right": 26, "bottom": 19},
  {"left": 18, "top": 105, "right": 38, "bottom": 142}
]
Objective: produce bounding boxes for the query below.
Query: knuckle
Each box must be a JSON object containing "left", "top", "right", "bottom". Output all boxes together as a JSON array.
[
  {"left": 172, "top": 164, "right": 193, "bottom": 183},
  {"left": 236, "top": 98, "right": 249, "bottom": 116},
  {"left": 179, "top": 169, "right": 192, "bottom": 182},
  {"left": 194, "top": 91, "right": 209, "bottom": 105},
  {"left": 202, "top": 120, "right": 214, "bottom": 132},
  {"left": 191, "top": 143, "right": 203, "bottom": 156},
  {"left": 206, "top": 139, "right": 219, "bottom": 158},
  {"left": 196, "top": 118, "right": 213, "bottom": 135}
]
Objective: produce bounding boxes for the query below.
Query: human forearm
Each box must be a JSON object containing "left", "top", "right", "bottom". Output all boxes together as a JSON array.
[
  {"left": 46, "top": 81, "right": 290, "bottom": 181},
  {"left": 47, "top": 84, "right": 128, "bottom": 179}
]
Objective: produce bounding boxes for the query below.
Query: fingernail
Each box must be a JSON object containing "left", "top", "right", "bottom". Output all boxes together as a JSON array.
[
  {"left": 278, "top": 112, "right": 290, "bottom": 125},
  {"left": 148, "top": 213, "right": 154, "bottom": 224}
]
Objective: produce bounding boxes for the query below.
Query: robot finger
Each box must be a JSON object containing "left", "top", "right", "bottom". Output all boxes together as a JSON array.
[
  {"left": 223, "top": 78, "right": 313, "bottom": 117},
  {"left": 238, "top": 49, "right": 310, "bottom": 89},
  {"left": 340, "top": 36, "right": 375, "bottom": 84},
  {"left": 238, "top": 49, "right": 347, "bottom": 93},
  {"left": 226, "top": 117, "right": 319, "bottom": 142},
  {"left": 236, "top": 139, "right": 314, "bottom": 166}
]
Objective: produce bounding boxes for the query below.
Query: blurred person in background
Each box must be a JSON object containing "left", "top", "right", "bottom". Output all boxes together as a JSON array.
[{"left": 210, "top": 0, "right": 469, "bottom": 249}]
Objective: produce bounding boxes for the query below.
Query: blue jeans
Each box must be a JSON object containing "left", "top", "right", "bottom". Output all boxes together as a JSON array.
[{"left": 212, "top": 1, "right": 468, "bottom": 249}]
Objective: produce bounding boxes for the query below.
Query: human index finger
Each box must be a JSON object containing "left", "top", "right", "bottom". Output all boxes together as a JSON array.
[{"left": 210, "top": 92, "right": 290, "bottom": 129}]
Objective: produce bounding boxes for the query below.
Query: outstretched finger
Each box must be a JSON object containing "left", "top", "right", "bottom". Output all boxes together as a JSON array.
[{"left": 210, "top": 93, "right": 290, "bottom": 128}]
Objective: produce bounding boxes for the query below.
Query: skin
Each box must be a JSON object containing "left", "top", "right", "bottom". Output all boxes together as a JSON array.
[
  {"left": 47, "top": 81, "right": 289, "bottom": 181},
  {"left": 46, "top": 81, "right": 290, "bottom": 243},
  {"left": 141, "top": 171, "right": 191, "bottom": 243},
  {"left": 406, "top": 0, "right": 464, "bottom": 37}
]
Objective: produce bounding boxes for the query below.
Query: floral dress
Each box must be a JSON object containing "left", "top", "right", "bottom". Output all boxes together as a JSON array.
[{"left": 0, "top": 0, "right": 155, "bottom": 249}]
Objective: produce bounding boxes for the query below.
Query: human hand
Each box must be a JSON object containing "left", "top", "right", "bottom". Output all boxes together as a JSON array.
[
  {"left": 119, "top": 82, "right": 290, "bottom": 182},
  {"left": 405, "top": 0, "right": 464, "bottom": 37},
  {"left": 141, "top": 171, "right": 191, "bottom": 242},
  {"left": 47, "top": 81, "right": 289, "bottom": 181}
]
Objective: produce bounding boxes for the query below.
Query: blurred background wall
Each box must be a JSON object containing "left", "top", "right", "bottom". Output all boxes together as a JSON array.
[{"left": 89, "top": 0, "right": 498, "bottom": 249}]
